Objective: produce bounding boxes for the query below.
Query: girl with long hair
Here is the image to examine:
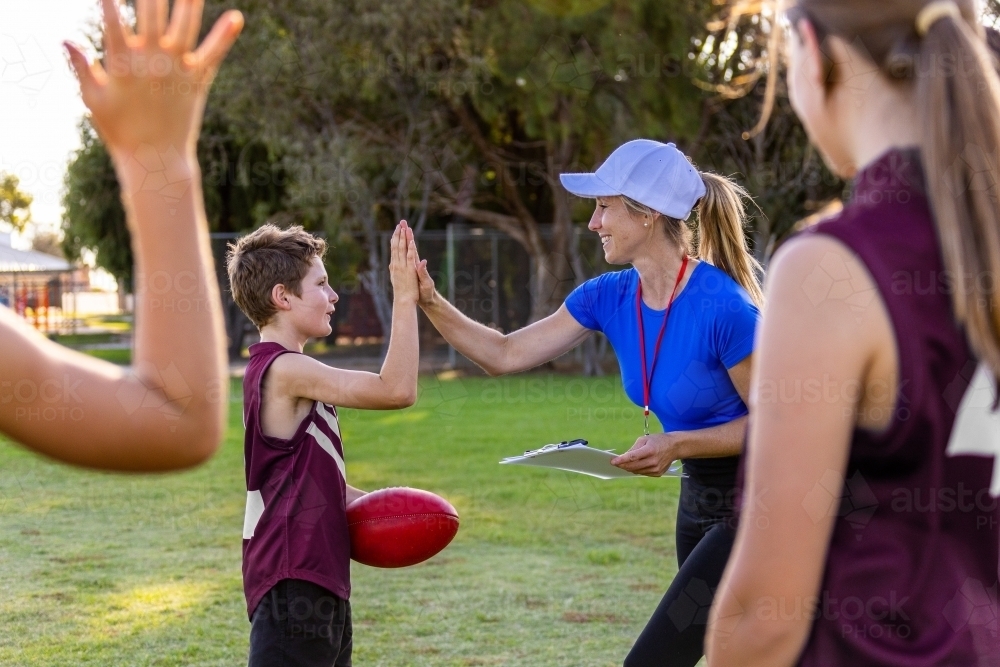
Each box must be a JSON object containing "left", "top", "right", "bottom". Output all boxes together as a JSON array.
[{"left": 707, "top": 2, "right": 1000, "bottom": 665}]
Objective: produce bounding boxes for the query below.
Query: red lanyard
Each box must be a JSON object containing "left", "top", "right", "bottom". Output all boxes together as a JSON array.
[{"left": 636, "top": 255, "right": 689, "bottom": 435}]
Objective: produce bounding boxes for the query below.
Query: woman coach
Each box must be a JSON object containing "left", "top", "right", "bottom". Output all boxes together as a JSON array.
[{"left": 411, "top": 139, "right": 761, "bottom": 667}]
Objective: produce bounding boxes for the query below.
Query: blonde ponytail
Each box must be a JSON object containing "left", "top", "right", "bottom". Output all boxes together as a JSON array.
[
  {"left": 697, "top": 173, "right": 765, "bottom": 308},
  {"left": 622, "top": 173, "right": 764, "bottom": 307},
  {"left": 917, "top": 14, "right": 1000, "bottom": 377},
  {"left": 751, "top": 0, "right": 1000, "bottom": 377}
]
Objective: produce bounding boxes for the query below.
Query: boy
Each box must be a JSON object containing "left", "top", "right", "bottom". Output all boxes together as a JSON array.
[
  {"left": 3, "top": 0, "right": 242, "bottom": 470},
  {"left": 226, "top": 220, "right": 420, "bottom": 667}
]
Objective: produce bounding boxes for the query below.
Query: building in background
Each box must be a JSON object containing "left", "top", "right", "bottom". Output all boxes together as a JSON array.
[{"left": 0, "top": 231, "right": 78, "bottom": 333}]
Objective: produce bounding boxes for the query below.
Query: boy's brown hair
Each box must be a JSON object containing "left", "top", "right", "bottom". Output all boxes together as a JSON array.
[{"left": 226, "top": 224, "right": 328, "bottom": 328}]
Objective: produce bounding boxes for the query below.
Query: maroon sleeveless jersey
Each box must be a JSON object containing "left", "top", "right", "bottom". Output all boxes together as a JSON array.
[
  {"left": 241, "top": 342, "right": 351, "bottom": 619},
  {"left": 791, "top": 149, "right": 1000, "bottom": 665}
]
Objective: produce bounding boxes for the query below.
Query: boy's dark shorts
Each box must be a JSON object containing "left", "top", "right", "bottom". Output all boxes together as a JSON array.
[{"left": 249, "top": 579, "right": 352, "bottom": 667}]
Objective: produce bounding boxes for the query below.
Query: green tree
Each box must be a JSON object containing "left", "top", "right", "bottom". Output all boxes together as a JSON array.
[
  {"left": 61, "top": 110, "right": 294, "bottom": 355},
  {"left": 62, "top": 120, "right": 131, "bottom": 288},
  {"left": 213, "top": 0, "right": 719, "bottom": 323},
  {"left": 63, "top": 0, "right": 846, "bottom": 350},
  {"left": 0, "top": 172, "right": 33, "bottom": 232}
]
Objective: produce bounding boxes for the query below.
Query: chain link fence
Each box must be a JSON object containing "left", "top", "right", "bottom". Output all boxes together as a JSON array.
[{"left": 211, "top": 226, "right": 613, "bottom": 373}]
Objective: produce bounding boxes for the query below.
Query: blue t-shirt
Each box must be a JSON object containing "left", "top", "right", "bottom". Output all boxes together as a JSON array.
[{"left": 565, "top": 262, "right": 760, "bottom": 486}]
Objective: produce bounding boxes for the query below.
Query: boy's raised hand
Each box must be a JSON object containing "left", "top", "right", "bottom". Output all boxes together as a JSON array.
[
  {"left": 389, "top": 220, "right": 420, "bottom": 304},
  {"left": 64, "top": 0, "right": 243, "bottom": 166}
]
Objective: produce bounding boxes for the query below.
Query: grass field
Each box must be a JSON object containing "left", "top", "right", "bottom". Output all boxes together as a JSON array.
[
  {"left": 79, "top": 348, "right": 132, "bottom": 365},
  {"left": 50, "top": 332, "right": 132, "bottom": 365},
  {"left": 0, "top": 375, "right": 688, "bottom": 667}
]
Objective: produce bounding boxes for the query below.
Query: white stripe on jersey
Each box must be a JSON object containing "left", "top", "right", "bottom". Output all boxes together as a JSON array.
[
  {"left": 316, "top": 402, "right": 342, "bottom": 441},
  {"left": 306, "top": 421, "right": 346, "bottom": 480},
  {"left": 243, "top": 489, "right": 265, "bottom": 539},
  {"left": 946, "top": 363, "right": 1000, "bottom": 496}
]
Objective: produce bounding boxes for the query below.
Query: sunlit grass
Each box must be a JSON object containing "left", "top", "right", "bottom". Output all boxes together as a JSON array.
[
  {"left": 0, "top": 375, "right": 685, "bottom": 666},
  {"left": 95, "top": 582, "right": 220, "bottom": 635}
]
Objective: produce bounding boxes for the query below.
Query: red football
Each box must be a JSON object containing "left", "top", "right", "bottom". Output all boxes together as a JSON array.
[{"left": 347, "top": 487, "right": 459, "bottom": 568}]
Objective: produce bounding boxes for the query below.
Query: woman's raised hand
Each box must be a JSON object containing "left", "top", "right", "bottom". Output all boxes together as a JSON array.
[
  {"left": 64, "top": 0, "right": 243, "bottom": 165},
  {"left": 411, "top": 243, "right": 439, "bottom": 308}
]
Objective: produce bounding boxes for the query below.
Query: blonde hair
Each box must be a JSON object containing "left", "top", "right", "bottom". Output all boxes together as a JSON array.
[
  {"left": 756, "top": 0, "right": 1000, "bottom": 377},
  {"left": 622, "top": 172, "right": 764, "bottom": 307}
]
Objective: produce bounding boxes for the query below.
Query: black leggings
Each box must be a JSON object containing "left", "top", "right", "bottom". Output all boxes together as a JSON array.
[{"left": 624, "top": 477, "right": 737, "bottom": 667}]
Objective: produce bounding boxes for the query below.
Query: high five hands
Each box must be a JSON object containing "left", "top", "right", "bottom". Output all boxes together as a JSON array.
[
  {"left": 64, "top": 0, "right": 244, "bottom": 165},
  {"left": 611, "top": 433, "right": 682, "bottom": 477}
]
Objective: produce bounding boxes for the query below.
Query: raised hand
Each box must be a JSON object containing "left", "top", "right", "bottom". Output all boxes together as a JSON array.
[
  {"left": 389, "top": 220, "right": 420, "bottom": 304},
  {"left": 413, "top": 245, "right": 439, "bottom": 308},
  {"left": 64, "top": 0, "right": 243, "bottom": 165}
]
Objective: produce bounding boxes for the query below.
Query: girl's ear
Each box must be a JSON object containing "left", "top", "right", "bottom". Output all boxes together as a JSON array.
[{"left": 795, "top": 17, "right": 828, "bottom": 96}]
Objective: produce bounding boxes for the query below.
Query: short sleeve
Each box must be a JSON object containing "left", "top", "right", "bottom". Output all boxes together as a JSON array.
[
  {"left": 565, "top": 271, "right": 626, "bottom": 333},
  {"left": 714, "top": 287, "right": 761, "bottom": 369},
  {"left": 565, "top": 278, "right": 603, "bottom": 331}
]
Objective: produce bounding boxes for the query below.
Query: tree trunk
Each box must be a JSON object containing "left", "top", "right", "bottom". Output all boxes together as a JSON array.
[
  {"left": 528, "top": 129, "right": 579, "bottom": 323},
  {"left": 357, "top": 206, "right": 393, "bottom": 357},
  {"left": 555, "top": 159, "right": 603, "bottom": 377},
  {"left": 566, "top": 227, "right": 603, "bottom": 376},
  {"left": 526, "top": 243, "right": 574, "bottom": 326}
]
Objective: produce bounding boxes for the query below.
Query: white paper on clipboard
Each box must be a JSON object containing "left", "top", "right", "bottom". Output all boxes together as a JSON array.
[{"left": 500, "top": 440, "right": 684, "bottom": 480}]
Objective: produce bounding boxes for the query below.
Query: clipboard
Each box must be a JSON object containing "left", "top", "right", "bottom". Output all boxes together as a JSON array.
[{"left": 500, "top": 439, "right": 684, "bottom": 480}]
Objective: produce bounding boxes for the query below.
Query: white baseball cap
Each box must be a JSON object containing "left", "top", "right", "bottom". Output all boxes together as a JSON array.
[{"left": 559, "top": 139, "right": 706, "bottom": 220}]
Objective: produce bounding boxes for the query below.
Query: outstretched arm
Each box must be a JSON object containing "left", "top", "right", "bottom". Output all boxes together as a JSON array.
[
  {"left": 265, "top": 221, "right": 420, "bottom": 411},
  {"left": 415, "top": 255, "right": 591, "bottom": 376},
  {"left": 0, "top": 0, "right": 243, "bottom": 471}
]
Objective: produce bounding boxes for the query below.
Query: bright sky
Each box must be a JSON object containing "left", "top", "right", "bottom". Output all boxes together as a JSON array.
[{"left": 1, "top": 1, "right": 100, "bottom": 242}]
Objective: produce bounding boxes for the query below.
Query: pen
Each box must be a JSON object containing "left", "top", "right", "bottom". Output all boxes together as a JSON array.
[{"left": 523, "top": 439, "right": 588, "bottom": 456}]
